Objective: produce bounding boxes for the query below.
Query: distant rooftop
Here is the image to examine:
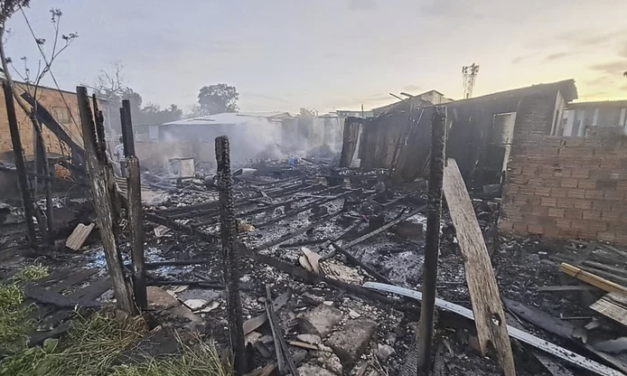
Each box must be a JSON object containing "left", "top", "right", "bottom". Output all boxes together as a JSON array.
[
  {"left": 162, "top": 112, "right": 292, "bottom": 126},
  {"left": 567, "top": 99, "right": 627, "bottom": 108}
]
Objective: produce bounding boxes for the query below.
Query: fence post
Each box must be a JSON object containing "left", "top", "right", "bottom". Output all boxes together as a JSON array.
[
  {"left": 120, "top": 99, "right": 147, "bottom": 310},
  {"left": 3, "top": 81, "right": 37, "bottom": 243},
  {"left": 417, "top": 107, "right": 446, "bottom": 374},
  {"left": 215, "top": 135, "right": 247, "bottom": 374},
  {"left": 77, "top": 86, "right": 136, "bottom": 314}
]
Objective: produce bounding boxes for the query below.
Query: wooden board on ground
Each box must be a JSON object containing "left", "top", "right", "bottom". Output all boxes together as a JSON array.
[
  {"left": 560, "top": 263, "right": 627, "bottom": 294},
  {"left": 590, "top": 292, "right": 627, "bottom": 327},
  {"left": 364, "top": 282, "right": 625, "bottom": 376},
  {"left": 443, "top": 158, "right": 516, "bottom": 376},
  {"left": 66, "top": 223, "right": 95, "bottom": 251}
]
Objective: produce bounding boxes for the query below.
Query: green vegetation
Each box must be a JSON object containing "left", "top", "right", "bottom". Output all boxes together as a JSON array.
[
  {"left": 0, "top": 264, "right": 48, "bottom": 353},
  {"left": 111, "top": 338, "right": 232, "bottom": 376},
  {"left": 12, "top": 264, "right": 49, "bottom": 283},
  {"left": 0, "top": 264, "right": 233, "bottom": 376}
]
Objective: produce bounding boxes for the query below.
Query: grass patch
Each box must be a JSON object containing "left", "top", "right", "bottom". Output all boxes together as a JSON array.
[
  {"left": 111, "top": 336, "right": 233, "bottom": 376},
  {"left": 0, "top": 264, "right": 49, "bottom": 353},
  {"left": 1, "top": 312, "right": 233, "bottom": 376},
  {"left": 0, "top": 312, "right": 146, "bottom": 376},
  {"left": 12, "top": 264, "right": 49, "bottom": 284},
  {"left": 0, "top": 265, "right": 233, "bottom": 376}
]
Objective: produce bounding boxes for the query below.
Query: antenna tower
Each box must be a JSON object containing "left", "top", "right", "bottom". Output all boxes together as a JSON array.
[{"left": 462, "top": 63, "right": 480, "bottom": 99}]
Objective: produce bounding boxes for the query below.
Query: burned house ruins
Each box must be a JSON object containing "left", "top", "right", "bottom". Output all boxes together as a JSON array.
[{"left": 2, "top": 77, "right": 627, "bottom": 376}]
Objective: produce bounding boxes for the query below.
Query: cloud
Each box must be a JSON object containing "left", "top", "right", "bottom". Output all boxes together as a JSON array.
[
  {"left": 402, "top": 84, "right": 422, "bottom": 93},
  {"left": 347, "top": 0, "right": 377, "bottom": 11},
  {"left": 420, "top": 0, "right": 484, "bottom": 19},
  {"left": 557, "top": 29, "right": 627, "bottom": 48},
  {"left": 242, "top": 92, "right": 295, "bottom": 105},
  {"left": 512, "top": 55, "right": 531, "bottom": 65},
  {"left": 544, "top": 50, "right": 580, "bottom": 61},
  {"left": 590, "top": 61, "right": 627, "bottom": 75},
  {"left": 511, "top": 51, "right": 543, "bottom": 64}
]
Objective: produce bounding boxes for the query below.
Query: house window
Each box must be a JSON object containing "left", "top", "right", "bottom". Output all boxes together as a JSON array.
[{"left": 52, "top": 107, "right": 71, "bottom": 123}]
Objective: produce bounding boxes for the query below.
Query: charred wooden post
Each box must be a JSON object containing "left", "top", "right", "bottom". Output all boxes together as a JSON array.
[
  {"left": 120, "top": 100, "right": 147, "bottom": 310},
  {"left": 76, "top": 86, "right": 136, "bottom": 315},
  {"left": 30, "top": 113, "right": 54, "bottom": 243},
  {"left": 3, "top": 81, "right": 37, "bottom": 243},
  {"left": 120, "top": 100, "right": 136, "bottom": 158},
  {"left": 417, "top": 106, "right": 446, "bottom": 375},
  {"left": 215, "top": 135, "right": 247, "bottom": 374}
]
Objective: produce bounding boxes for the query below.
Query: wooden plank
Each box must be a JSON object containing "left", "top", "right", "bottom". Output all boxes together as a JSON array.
[
  {"left": 537, "top": 285, "right": 597, "bottom": 292},
  {"left": 24, "top": 285, "right": 101, "bottom": 308},
  {"left": 48, "top": 268, "right": 99, "bottom": 294},
  {"left": 65, "top": 223, "right": 96, "bottom": 251},
  {"left": 601, "top": 244, "right": 627, "bottom": 260},
  {"left": 560, "top": 263, "right": 627, "bottom": 294},
  {"left": 442, "top": 158, "right": 515, "bottom": 376},
  {"left": 503, "top": 296, "right": 627, "bottom": 374},
  {"left": 243, "top": 292, "right": 290, "bottom": 335},
  {"left": 364, "top": 282, "right": 625, "bottom": 376},
  {"left": 590, "top": 292, "right": 627, "bottom": 327}
]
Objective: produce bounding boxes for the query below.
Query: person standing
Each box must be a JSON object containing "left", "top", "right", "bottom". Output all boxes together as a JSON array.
[{"left": 114, "top": 136, "right": 127, "bottom": 177}]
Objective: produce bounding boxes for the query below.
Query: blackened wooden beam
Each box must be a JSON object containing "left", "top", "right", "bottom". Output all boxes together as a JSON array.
[
  {"left": 417, "top": 106, "right": 446, "bottom": 375},
  {"left": 119, "top": 100, "right": 147, "bottom": 310},
  {"left": 76, "top": 86, "right": 136, "bottom": 315},
  {"left": 3, "top": 81, "right": 37, "bottom": 243},
  {"left": 215, "top": 135, "right": 248, "bottom": 374}
]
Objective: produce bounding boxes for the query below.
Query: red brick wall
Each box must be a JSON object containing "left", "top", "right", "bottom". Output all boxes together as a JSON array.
[{"left": 499, "top": 135, "right": 627, "bottom": 244}]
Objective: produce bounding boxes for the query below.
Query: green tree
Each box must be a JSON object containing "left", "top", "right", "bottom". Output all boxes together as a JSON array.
[
  {"left": 94, "top": 63, "right": 182, "bottom": 126},
  {"left": 139, "top": 103, "right": 182, "bottom": 124},
  {"left": 197, "top": 83, "right": 239, "bottom": 115}
]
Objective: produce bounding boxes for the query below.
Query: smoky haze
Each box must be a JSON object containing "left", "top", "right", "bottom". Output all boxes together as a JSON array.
[{"left": 152, "top": 116, "right": 343, "bottom": 173}]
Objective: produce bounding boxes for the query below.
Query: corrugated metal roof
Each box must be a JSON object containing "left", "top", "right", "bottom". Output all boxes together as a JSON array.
[
  {"left": 567, "top": 99, "right": 627, "bottom": 108},
  {"left": 161, "top": 112, "right": 292, "bottom": 126}
]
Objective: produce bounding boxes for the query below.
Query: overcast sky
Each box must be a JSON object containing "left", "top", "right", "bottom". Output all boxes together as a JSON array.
[{"left": 6, "top": 0, "right": 627, "bottom": 113}]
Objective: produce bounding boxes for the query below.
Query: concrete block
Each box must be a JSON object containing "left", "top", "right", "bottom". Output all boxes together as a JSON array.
[
  {"left": 299, "top": 304, "right": 343, "bottom": 337},
  {"left": 326, "top": 319, "right": 377, "bottom": 363}
]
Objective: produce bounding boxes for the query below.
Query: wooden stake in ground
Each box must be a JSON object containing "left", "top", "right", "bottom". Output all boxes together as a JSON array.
[
  {"left": 76, "top": 86, "right": 136, "bottom": 315},
  {"left": 120, "top": 99, "right": 147, "bottom": 310},
  {"left": 215, "top": 135, "right": 247, "bottom": 374},
  {"left": 442, "top": 159, "right": 515, "bottom": 376},
  {"left": 417, "top": 106, "right": 447, "bottom": 375},
  {"left": 3, "top": 81, "right": 37, "bottom": 243}
]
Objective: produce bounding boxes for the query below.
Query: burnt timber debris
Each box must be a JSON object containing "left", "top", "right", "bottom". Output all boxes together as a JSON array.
[{"left": 4, "top": 79, "right": 627, "bottom": 376}]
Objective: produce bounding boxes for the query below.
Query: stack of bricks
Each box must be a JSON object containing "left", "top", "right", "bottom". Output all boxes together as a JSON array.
[{"left": 499, "top": 134, "right": 627, "bottom": 245}]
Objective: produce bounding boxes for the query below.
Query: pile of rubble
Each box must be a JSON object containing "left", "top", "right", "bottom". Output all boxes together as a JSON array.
[{"left": 4, "top": 156, "right": 627, "bottom": 376}]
